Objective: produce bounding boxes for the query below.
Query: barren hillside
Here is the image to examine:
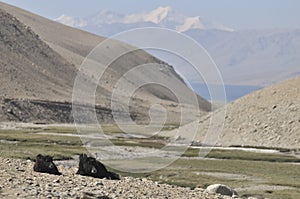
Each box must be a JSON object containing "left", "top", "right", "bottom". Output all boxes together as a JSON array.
[
  {"left": 195, "top": 75, "right": 300, "bottom": 149},
  {"left": 0, "top": 2, "right": 210, "bottom": 123},
  {"left": 0, "top": 8, "right": 77, "bottom": 101}
]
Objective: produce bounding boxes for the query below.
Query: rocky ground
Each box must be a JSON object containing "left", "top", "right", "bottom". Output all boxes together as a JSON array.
[
  {"left": 0, "top": 157, "right": 237, "bottom": 199},
  {"left": 194, "top": 75, "right": 300, "bottom": 149},
  {"left": 0, "top": 98, "right": 116, "bottom": 123}
]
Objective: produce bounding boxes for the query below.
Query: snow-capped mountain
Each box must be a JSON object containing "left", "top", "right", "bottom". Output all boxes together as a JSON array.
[
  {"left": 55, "top": 6, "right": 234, "bottom": 36},
  {"left": 55, "top": 7, "right": 300, "bottom": 87},
  {"left": 123, "top": 6, "right": 172, "bottom": 24}
]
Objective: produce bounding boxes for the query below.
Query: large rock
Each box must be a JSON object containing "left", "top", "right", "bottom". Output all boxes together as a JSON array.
[{"left": 206, "top": 184, "right": 238, "bottom": 197}]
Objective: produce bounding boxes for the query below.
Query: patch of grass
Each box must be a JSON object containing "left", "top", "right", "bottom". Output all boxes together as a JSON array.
[
  {"left": 183, "top": 148, "right": 300, "bottom": 163},
  {"left": 265, "top": 189, "right": 300, "bottom": 199},
  {"left": 0, "top": 129, "right": 86, "bottom": 160},
  {"left": 37, "top": 126, "right": 77, "bottom": 133},
  {"left": 40, "top": 124, "right": 179, "bottom": 135},
  {"left": 230, "top": 145, "right": 299, "bottom": 153},
  {"left": 0, "top": 142, "right": 87, "bottom": 160},
  {"left": 0, "top": 129, "right": 82, "bottom": 145},
  {"left": 178, "top": 158, "right": 299, "bottom": 187},
  {"left": 111, "top": 138, "right": 166, "bottom": 149}
]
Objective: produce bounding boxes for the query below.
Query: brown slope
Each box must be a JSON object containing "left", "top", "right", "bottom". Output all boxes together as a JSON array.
[
  {"left": 0, "top": 8, "right": 108, "bottom": 123},
  {"left": 0, "top": 1, "right": 103, "bottom": 67},
  {"left": 0, "top": 8, "right": 76, "bottom": 101},
  {"left": 195, "top": 75, "right": 300, "bottom": 149},
  {"left": 0, "top": 2, "right": 210, "bottom": 110},
  {"left": 0, "top": 2, "right": 211, "bottom": 124}
]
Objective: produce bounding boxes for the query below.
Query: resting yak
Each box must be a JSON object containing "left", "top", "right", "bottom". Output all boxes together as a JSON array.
[
  {"left": 33, "top": 154, "right": 61, "bottom": 175},
  {"left": 76, "top": 154, "right": 120, "bottom": 180}
]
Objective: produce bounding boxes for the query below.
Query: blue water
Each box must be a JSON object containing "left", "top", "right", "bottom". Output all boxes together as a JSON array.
[{"left": 190, "top": 83, "right": 262, "bottom": 102}]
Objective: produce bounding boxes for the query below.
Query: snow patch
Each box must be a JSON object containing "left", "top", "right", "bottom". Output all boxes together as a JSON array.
[
  {"left": 176, "top": 16, "right": 206, "bottom": 32},
  {"left": 144, "top": 6, "right": 171, "bottom": 24}
]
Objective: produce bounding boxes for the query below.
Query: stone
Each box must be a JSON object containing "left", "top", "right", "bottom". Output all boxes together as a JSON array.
[{"left": 206, "top": 184, "right": 238, "bottom": 197}]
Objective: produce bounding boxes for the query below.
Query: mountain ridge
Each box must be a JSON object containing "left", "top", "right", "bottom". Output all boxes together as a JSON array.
[{"left": 186, "top": 29, "right": 300, "bottom": 86}]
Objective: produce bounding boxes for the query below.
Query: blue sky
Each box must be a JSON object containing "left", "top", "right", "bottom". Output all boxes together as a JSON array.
[{"left": 1, "top": 0, "right": 299, "bottom": 29}]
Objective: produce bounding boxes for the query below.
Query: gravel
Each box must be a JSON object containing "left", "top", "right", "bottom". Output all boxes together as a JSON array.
[{"left": 0, "top": 157, "right": 236, "bottom": 199}]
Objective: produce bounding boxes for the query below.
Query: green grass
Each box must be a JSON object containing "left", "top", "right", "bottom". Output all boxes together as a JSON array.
[
  {"left": 0, "top": 129, "right": 82, "bottom": 145},
  {"left": 26, "top": 124, "right": 178, "bottom": 138},
  {"left": 183, "top": 148, "right": 300, "bottom": 163},
  {"left": 0, "top": 128, "right": 85, "bottom": 160},
  {"left": 0, "top": 142, "right": 86, "bottom": 160}
]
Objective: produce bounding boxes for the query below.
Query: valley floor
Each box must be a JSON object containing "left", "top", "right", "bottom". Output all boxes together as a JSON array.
[
  {"left": 0, "top": 123, "right": 299, "bottom": 199},
  {"left": 0, "top": 157, "right": 232, "bottom": 199}
]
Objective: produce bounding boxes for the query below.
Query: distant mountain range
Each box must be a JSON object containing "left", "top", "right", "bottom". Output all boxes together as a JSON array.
[
  {"left": 55, "top": 6, "right": 234, "bottom": 34},
  {"left": 55, "top": 6, "right": 300, "bottom": 88},
  {"left": 187, "top": 29, "right": 300, "bottom": 86}
]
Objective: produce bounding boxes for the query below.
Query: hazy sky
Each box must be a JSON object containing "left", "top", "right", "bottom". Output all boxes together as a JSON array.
[{"left": 1, "top": 0, "right": 299, "bottom": 29}]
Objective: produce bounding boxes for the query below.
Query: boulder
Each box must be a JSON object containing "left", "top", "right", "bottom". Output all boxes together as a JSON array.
[{"left": 206, "top": 184, "right": 238, "bottom": 197}]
